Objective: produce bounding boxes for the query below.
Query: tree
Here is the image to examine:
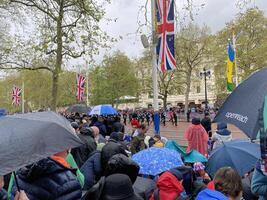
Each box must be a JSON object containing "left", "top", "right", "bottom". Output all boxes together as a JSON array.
[
  {"left": 175, "top": 23, "right": 211, "bottom": 113},
  {"left": 213, "top": 8, "right": 267, "bottom": 97},
  {"left": 0, "top": 0, "right": 111, "bottom": 110},
  {"left": 90, "top": 52, "right": 139, "bottom": 106}
]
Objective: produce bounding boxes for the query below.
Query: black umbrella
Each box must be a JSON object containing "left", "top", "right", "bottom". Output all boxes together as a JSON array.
[
  {"left": 0, "top": 111, "right": 83, "bottom": 175},
  {"left": 66, "top": 104, "right": 90, "bottom": 114},
  {"left": 214, "top": 68, "right": 267, "bottom": 139}
]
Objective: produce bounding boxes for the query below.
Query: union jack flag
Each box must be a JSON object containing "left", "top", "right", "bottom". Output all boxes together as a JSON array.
[
  {"left": 76, "top": 73, "right": 86, "bottom": 102},
  {"left": 12, "top": 86, "right": 22, "bottom": 106},
  {"left": 156, "top": 0, "right": 176, "bottom": 72}
]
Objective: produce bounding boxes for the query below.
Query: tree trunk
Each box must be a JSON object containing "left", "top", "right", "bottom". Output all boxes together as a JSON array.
[
  {"left": 184, "top": 69, "right": 192, "bottom": 114},
  {"left": 163, "top": 91, "right": 168, "bottom": 110},
  {"left": 51, "top": 2, "right": 64, "bottom": 111}
]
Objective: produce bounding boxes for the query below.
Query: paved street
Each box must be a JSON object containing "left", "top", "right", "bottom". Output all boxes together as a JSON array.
[{"left": 125, "top": 121, "right": 247, "bottom": 146}]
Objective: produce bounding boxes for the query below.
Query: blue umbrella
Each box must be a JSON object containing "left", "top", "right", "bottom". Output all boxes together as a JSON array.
[
  {"left": 206, "top": 140, "right": 260, "bottom": 177},
  {"left": 132, "top": 147, "right": 183, "bottom": 176},
  {"left": 89, "top": 104, "right": 117, "bottom": 116}
]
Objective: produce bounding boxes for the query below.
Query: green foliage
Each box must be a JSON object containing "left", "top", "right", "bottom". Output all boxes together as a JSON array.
[
  {"left": 213, "top": 8, "right": 267, "bottom": 96},
  {"left": 89, "top": 51, "right": 139, "bottom": 106},
  {"left": 0, "top": 70, "right": 80, "bottom": 112}
]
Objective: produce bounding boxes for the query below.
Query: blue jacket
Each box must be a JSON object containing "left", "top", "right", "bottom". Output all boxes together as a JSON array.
[
  {"left": 12, "top": 158, "right": 82, "bottom": 200},
  {"left": 196, "top": 189, "right": 228, "bottom": 200},
  {"left": 251, "top": 168, "right": 267, "bottom": 200},
  {"left": 80, "top": 151, "right": 102, "bottom": 190}
]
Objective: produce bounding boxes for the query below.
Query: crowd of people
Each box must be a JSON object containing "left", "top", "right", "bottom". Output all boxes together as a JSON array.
[{"left": 0, "top": 110, "right": 266, "bottom": 200}]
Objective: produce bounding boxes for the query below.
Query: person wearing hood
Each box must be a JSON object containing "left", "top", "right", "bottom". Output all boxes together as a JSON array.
[
  {"left": 101, "top": 132, "right": 128, "bottom": 172},
  {"left": 251, "top": 159, "right": 267, "bottom": 200},
  {"left": 184, "top": 118, "right": 208, "bottom": 157},
  {"left": 83, "top": 173, "right": 143, "bottom": 200},
  {"left": 196, "top": 167, "right": 243, "bottom": 200},
  {"left": 211, "top": 122, "right": 232, "bottom": 149},
  {"left": 149, "top": 169, "right": 185, "bottom": 200},
  {"left": 11, "top": 150, "right": 82, "bottom": 200},
  {"left": 71, "top": 127, "right": 97, "bottom": 168},
  {"left": 93, "top": 116, "right": 107, "bottom": 137}
]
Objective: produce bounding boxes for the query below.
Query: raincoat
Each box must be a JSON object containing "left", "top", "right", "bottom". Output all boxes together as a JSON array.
[{"left": 185, "top": 124, "right": 208, "bottom": 157}]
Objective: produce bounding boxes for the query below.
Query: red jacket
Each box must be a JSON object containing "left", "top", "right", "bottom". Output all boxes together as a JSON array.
[
  {"left": 131, "top": 119, "right": 140, "bottom": 128},
  {"left": 150, "top": 172, "right": 184, "bottom": 200}
]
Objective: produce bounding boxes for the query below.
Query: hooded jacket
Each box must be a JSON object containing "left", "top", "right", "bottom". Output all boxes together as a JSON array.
[
  {"left": 101, "top": 139, "right": 128, "bottom": 172},
  {"left": 12, "top": 158, "right": 82, "bottom": 200},
  {"left": 80, "top": 151, "right": 102, "bottom": 190},
  {"left": 196, "top": 189, "right": 228, "bottom": 200},
  {"left": 149, "top": 171, "right": 184, "bottom": 200},
  {"left": 212, "top": 123, "right": 232, "bottom": 149},
  {"left": 185, "top": 124, "right": 208, "bottom": 157},
  {"left": 71, "top": 128, "right": 97, "bottom": 168}
]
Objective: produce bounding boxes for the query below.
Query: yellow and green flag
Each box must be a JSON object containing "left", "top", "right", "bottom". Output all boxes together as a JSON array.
[{"left": 227, "top": 43, "right": 235, "bottom": 92}]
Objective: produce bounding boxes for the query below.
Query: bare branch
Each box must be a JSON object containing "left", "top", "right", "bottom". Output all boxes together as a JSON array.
[
  {"left": 0, "top": 61, "right": 52, "bottom": 71},
  {"left": 10, "top": 0, "right": 57, "bottom": 20}
]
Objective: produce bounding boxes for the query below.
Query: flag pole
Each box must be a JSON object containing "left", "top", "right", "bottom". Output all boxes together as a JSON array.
[
  {"left": 86, "top": 70, "right": 89, "bottom": 107},
  {"left": 22, "top": 81, "right": 25, "bottom": 113},
  {"left": 151, "top": 0, "right": 160, "bottom": 134},
  {"left": 232, "top": 30, "right": 239, "bottom": 86}
]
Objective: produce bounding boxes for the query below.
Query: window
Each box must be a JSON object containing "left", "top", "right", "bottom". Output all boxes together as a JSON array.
[{"left": 197, "top": 86, "right": 201, "bottom": 93}]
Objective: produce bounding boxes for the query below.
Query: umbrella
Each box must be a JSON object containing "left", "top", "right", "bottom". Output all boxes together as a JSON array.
[
  {"left": 0, "top": 111, "right": 83, "bottom": 175},
  {"left": 132, "top": 147, "right": 183, "bottom": 176},
  {"left": 89, "top": 104, "right": 117, "bottom": 116},
  {"left": 206, "top": 140, "right": 260, "bottom": 177},
  {"left": 133, "top": 176, "right": 156, "bottom": 199},
  {"left": 165, "top": 140, "right": 207, "bottom": 163},
  {"left": 66, "top": 104, "right": 90, "bottom": 114},
  {"left": 214, "top": 68, "right": 267, "bottom": 139}
]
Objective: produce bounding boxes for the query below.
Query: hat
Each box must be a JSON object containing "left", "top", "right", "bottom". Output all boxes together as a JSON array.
[
  {"left": 102, "top": 174, "right": 142, "bottom": 200},
  {"left": 110, "top": 132, "right": 119, "bottom": 141},
  {"left": 193, "top": 162, "right": 205, "bottom": 172},
  {"left": 192, "top": 118, "right": 201, "bottom": 125},
  {"left": 80, "top": 127, "right": 94, "bottom": 137},
  {"left": 71, "top": 122, "right": 79, "bottom": 130}
]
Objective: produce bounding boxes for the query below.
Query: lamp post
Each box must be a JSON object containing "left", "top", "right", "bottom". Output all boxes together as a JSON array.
[{"left": 200, "top": 68, "right": 211, "bottom": 111}]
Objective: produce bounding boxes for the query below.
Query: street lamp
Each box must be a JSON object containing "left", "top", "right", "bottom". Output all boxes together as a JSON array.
[{"left": 200, "top": 68, "right": 211, "bottom": 111}]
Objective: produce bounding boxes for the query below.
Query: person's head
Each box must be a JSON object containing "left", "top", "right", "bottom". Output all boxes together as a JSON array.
[
  {"left": 213, "top": 167, "right": 243, "bottom": 200},
  {"left": 101, "top": 174, "right": 142, "bottom": 200},
  {"left": 98, "top": 116, "right": 104, "bottom": 122},
  {"left": 204, "top": 112, "right": 210, "bottom": 117},
  {"left": 192, "top": 118, "right": 201, "bottom": 125},
  {"left": 80, "top": 127, "right": 94, "bottom": 138},
  {"left": 110, "top": 132, "right": 119, "bottom": 141},
  {"left": 139, "top": 123, "right": 148, "bottom": 134},
  {"left": 91, "top": 126, "right": 100, "bottom": 137},
  {"left": 71, "top": 122, "right": 79, "bottom": 133},
  {"left": 153, "top": 134, "right": 161, "bottom": 142}
]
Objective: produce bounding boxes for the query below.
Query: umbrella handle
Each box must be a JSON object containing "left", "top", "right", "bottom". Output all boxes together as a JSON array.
[{"left": 13, "top": 172, "right": 20, "bottom": 192}]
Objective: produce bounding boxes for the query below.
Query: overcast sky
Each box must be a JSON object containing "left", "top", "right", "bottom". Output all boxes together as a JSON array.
[{"left": 94, "top": 0, "right": 267, "bottom": 62}]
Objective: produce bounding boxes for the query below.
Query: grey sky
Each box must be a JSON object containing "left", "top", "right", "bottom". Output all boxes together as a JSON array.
[{"left": 96, "top": 0, "right": 267, "bottom": 61}]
